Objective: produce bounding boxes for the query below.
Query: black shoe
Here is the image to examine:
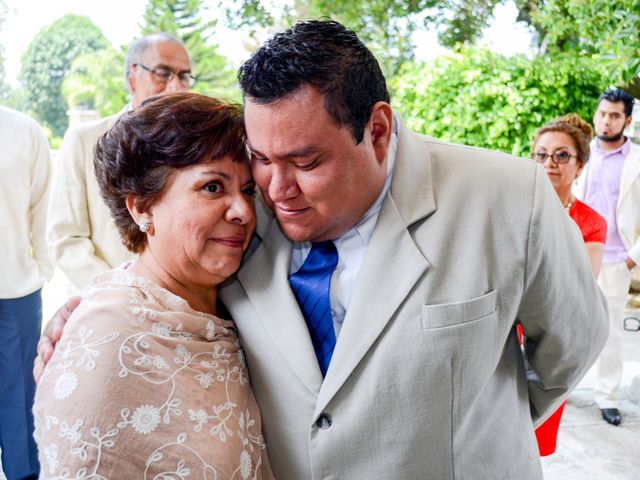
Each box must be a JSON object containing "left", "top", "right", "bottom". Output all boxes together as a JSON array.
[{"left": 601, "top": 408, "right": 622, "bottom": 426}]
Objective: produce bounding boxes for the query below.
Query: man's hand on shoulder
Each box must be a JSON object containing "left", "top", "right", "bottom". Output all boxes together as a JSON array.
[{"left": 33, "top": 296, "right": 81, "bottom": 383}]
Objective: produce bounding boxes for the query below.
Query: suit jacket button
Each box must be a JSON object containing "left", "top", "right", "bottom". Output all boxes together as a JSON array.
[{"left": 316, "top": 413, "right": 332, "bottom": 429}]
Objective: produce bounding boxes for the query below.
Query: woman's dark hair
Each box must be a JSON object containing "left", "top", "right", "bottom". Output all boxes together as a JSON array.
[
  {"left": 94, "top": 92, "right": 247, "bottom": 253},
  {"left": 533, "top": 113, "right": 593, "bottom": 166},
  {"left": 238, "top": 19, "right": 389, "bottom": 144}
]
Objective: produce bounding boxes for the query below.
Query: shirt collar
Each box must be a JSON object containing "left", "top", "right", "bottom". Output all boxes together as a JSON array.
[{"left": 592, "top": 137, "right": 631, "bottom": 157}]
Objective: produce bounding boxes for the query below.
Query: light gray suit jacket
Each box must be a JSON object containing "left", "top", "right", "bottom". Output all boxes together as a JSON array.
[{"left": 220, "top": 119, "right": 608, "bottom": 479}]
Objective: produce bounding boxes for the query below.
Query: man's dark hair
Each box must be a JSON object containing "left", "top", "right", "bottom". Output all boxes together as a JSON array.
[
  {"left": 598, "top": 88, "right": 635, "bottom": 117},
  {"left": 94, "top": 92, "right": 247, "bottom": 253},
  {"left": 238, "top": 19, "right": 389, "bottom": 144}
]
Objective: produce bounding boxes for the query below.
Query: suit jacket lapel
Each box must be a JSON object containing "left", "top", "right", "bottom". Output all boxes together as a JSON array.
[
  {"left": 237, "top": 221, "right": 324, "bottom": 394},
  {"left": 317, "top": 117, "right": 435, "bottom": 411},
  {"left": 619, "top": 143, "right": 640, "bottom": 204}
]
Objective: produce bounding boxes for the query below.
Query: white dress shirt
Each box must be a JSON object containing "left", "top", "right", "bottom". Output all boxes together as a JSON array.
[
  {"left": 0, "top": 107, "right": 53, "bottom": 298},
  {"left": 290, "top": 114, "right": 399, "bottom": 336}
]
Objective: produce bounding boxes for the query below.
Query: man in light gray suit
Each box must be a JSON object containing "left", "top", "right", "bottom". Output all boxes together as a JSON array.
[
  {"left": 38, "top": 20, "right": 608, "bottom": 479},
  {"left": 226, "top": 20, "right": 608, "bottom": 479}
]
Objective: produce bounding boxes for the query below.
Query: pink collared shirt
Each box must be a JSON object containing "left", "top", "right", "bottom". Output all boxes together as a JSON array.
[{"left": 584, "top": 138, "right": 631, "bottom": 263}]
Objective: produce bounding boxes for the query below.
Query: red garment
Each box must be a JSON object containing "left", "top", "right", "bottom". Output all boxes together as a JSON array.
[
  {"left": 533, "top": 200, "right": 606, "bottom": 456},
  {"left": 568, "top": 199, "right": 607, "bottom": 244}
]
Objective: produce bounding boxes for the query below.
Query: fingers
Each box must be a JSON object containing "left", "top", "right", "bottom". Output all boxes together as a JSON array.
[
  {"left": 43, "top": 296, "right": 81, "bottom": 338},
  {"left": 33, "top": 356, "right": 44, "bottom": 384},
  {"left": 34, "top": 296, "right": 81, "bottom": 384},
  {"left": 34, "top": 337, "right": 52, "bottom": 384},
  {"left": 63, "top": 296, "right": 82, "bottom": 319}
]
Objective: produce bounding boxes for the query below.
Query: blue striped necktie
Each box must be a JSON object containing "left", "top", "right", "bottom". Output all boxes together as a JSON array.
[{"left": 289, "top": 241, "right": 339, "bottom": 376}]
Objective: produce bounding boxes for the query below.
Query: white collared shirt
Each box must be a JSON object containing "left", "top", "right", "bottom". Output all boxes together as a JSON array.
[
  {"left": 0, "top": 107, "right": 53, "bottom": 298},
  {"left": 290, "top": 114, "right": 399, "bottom": 336}
]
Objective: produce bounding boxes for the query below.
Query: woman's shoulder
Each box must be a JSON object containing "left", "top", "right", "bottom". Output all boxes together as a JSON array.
[
  {"left": 67, "top": 270, "right": 157, "bottom": 332},
  {"left": 571, "top": 199, "right": 607, "bottom": 244}
]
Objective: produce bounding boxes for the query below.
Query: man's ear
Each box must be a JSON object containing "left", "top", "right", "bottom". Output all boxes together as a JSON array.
[
  {"left": 368, "top": 101, "right": 393, "bottom": 164},
  {"left": 625, "top": 115, "right": 633, "bottom": 129},
  {"left": 127, "top": 65, "right": 136, "bottom": 94},
  {"left": 126, "top": 194, "right": 152, "bottom": 227}
]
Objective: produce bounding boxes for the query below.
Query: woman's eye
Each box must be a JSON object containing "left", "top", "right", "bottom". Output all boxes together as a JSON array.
[
  {"left": 242, "top": 185, "right": 257, "bottom": 197},
  {"left": 203, "top": 181, "right": 223, "bottom": 193}
]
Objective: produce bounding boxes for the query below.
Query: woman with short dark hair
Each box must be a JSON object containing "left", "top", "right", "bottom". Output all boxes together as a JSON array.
[{"left": 33, "top": 93, "right": 274, "bottom": 478}]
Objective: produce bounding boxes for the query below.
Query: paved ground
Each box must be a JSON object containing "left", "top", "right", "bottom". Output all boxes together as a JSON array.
[
  {"left": 1, "top": 273, "right": 639, "bottom": 478},
  {"left": 541, "top": 320, "right": 640, "bottom": 480},
  {"left": 541, "top": 389, "right": 640, "bottom": 479}
]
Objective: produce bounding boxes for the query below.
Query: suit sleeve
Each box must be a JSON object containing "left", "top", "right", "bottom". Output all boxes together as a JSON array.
[
  {"left": 517, "top": 165, "right": 608, "bottom": 425},
  {"left": 47, "top": 126, "right": 110, "bottom": 289},
  {"left": 29, "top": 121, "right": 53, "bottom": 281},
  {"left": 626, "top": 209, "right": 640, "bottom": 265}
]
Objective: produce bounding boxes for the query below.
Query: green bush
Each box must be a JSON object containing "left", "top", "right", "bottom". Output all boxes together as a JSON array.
[{"left": 390, "top": 48, "right": 611, "bottom": 157}]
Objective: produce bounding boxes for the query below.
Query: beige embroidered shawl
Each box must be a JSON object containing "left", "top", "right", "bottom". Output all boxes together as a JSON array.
[{"left": 34, "top": 266, "right": 274, "bottom": 479}]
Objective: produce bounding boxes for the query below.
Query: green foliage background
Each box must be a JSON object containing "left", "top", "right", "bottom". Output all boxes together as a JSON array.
[
  {"left": 140, "top": 0, "right": 239, "bottom": 101},
  {"left": 61, "top": 47, "right": 128, "bottom": 117},
  {"left": 391, "top": 48, "right": 610, "bottom": 157},
  {"left": 19, "top": 14, "right": 109, "bottom": 136},
  {"left": 3, "top": 0, "right": 638, "bottom": 150}
]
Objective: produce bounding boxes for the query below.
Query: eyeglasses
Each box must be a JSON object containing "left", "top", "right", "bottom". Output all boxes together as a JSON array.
[
  {"left": 532, "top": 151, "right": 577, "bottom": 164},
  {"left": 133, "top": 63, "right": 196, "bottom": 87},
  {"left": 624, "top": 316, "right": 640, "bottom": 332}
]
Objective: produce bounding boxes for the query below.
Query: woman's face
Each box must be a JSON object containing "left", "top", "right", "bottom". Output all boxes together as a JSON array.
[
  {"left": 146, "top": 156, "right": 256, "bottom": 288},
  {"left": 533, "top": 131, "right": 583, "bottom": 194}
]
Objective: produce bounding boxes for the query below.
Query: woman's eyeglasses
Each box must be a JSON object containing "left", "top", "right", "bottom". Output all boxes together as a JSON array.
[{"left": 532, "top": 151, "right": 577, "bottom": 164}]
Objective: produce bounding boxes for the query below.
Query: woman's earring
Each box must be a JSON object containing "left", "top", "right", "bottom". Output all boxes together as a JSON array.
[{"left": 139, "top": 220, "right": 153, "bottom": 233}]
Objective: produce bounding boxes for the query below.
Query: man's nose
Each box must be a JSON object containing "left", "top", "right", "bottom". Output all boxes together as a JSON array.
[
  {"left": 269, "top": 166, "right": 298, "bottom": 202},
  {"left": 165, "top": 75, "right": 188, "bottom": 92}
]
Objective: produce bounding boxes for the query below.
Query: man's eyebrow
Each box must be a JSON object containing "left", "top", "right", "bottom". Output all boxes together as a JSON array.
[
  {"left": 247, "top": 144, "right": 320, "bottom": 159},
  {"left": 154, "top": 62, "right": 191, "bottom": 73}
]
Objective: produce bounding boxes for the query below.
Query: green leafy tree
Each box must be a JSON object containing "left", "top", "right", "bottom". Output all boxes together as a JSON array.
[
  {"left": 225, "top": 0, "right": 638, "bottom": 87},
  {"left": 391, "top": 47, "right": 609, "bottom": 157},
  {"left": 61, "top": 47, "right": 128, "bottom": 116},
  {"left": 140, "top": 0, "right": 239, "bottom": 101},
  {"left": 529, "top": 0, "right": 640, "bottom": 93},
  {"left": 19, "top": 14, "right": 108, "bottom": 136},
  {"left": 224, "top": 0, "right": 504, "bottom": 75}
]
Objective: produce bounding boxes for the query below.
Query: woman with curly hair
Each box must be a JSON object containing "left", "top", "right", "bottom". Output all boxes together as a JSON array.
[{"left": 528, "top": 113, "right": 607, "bottom": 456}]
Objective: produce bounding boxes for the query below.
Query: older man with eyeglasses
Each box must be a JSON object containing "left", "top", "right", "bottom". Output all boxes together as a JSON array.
[{"left": 47, "top": 33, "right": 194, "bottom": 291}]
